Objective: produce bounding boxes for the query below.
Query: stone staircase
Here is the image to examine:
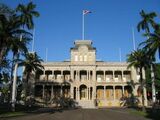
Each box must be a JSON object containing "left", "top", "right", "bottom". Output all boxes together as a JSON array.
[{"left": 77, "top": 100, "right": 95, "bottom": 108}]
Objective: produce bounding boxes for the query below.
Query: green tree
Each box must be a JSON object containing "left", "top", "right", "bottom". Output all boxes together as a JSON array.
[
  {"left": 16, "top": 1, "right": 40, "bottom": 29},
  {"left": 127, "top": 49, "right": 150, "bottom": 112},
  {"left": 20, "top": 52, "right": 43, "bottom": 103},
  {"left": 137, "top": 10, "right": 157, "bottom": 33},
  {"left": 137, "top": 10, "right": 157, "bottom": 103}
]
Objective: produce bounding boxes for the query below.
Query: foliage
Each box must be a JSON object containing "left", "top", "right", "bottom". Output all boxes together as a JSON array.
[
  {"left": 146, "top": 64, "right": 160, "bottom": 92},
  {"left": 0, "top": 1, "right": 42, "bottom": 108}
]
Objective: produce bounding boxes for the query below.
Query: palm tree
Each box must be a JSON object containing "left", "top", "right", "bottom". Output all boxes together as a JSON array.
[
  {"left": 11, "top": 2, "right": 39, "bottom": 110},
  {"left": 127, "top": 49, "right": 150, "bottom": 112},
  {"left": 16, "top": 1, "right": 40, "bottom": 29},
  {"left": 137, "top": 10, "right": 157, "bottom": 33},
  {"left": 19, "top": 52, "right": 43, "bottom": 103},
  {"left": 137, "top": 10, "right": 157, "bottom": 104}
]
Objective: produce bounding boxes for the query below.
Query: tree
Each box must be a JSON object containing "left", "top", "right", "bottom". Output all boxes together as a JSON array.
[
  {"left": 0, "top": 2, "right": 40, "bottom": 111},
  {"left": 19, "top": 52, "right": 43, "bottom": 103},
  {"left": 16, "top": 1, "right": 40, "bottom": 29},
  {"left": 127, "top": 49, "right": 150, "bottom": 112},
  {"left": 137, "top": 10, "right": 157, "bottom": 33},
  {"left": 137, "top": 9, "right": 157, "bottom": 103}
]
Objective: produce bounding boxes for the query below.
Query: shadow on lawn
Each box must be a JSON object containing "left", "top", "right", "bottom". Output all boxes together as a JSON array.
[{"left": 0, "top": 97, "right": 79, "bottom": 116}]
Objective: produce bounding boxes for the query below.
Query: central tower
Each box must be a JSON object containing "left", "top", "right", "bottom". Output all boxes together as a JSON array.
[{"left": 70, "top": 40, "right": 96, "bottom": 63}]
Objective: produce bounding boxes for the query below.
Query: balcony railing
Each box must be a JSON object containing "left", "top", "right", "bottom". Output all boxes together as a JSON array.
[{"left": 37, "top": 74, "right": 71, "bottom": 83}]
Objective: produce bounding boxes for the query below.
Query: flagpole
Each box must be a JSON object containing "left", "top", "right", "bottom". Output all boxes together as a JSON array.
[
  {"left": 82, "top": 11, "right": 84, "bottom": 40},
  {"left": 132, "top": 27, "right": 136, "bottom": 50}
]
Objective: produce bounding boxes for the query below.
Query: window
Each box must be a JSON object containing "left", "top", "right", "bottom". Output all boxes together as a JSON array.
[
  {"left": 75, "top": 55, "right": 78, "bottom": 61},
  {"left": 84, "top": 55, "right": 87, "bottom": 61},
  {"left": 80, "top": 55, "right": 83, "bottom": 61}
]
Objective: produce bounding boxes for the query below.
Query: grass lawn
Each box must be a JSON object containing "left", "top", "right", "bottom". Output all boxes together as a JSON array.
[
  {"left": 0, "top": 112, "right": 27, "bottom": 118},
  {"left": 0, "top": 103, "right": 40, "bottom": 118},
  {"left": 129, "top": 108, "right": 160, "bottom": 120}
]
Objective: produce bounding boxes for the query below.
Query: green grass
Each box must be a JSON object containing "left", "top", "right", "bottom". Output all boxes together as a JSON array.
[
  {"left": 129, "top": 109, "right": 147, "bottom": 117},
  {"left": 0, "top": 103, "right": 41, "bottom": 118},
  {"left": 0, "top": 111, "right": 26, "bottom": 118},
  {"left": 129, "top": 108, "right": 160, "bottom": 120}
]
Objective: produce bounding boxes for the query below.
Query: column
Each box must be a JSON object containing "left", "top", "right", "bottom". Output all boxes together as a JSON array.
[
  {"left": 89, "top": 70, "right": 90, "bottom": 81},
  {"left": 75, "top": 70, "right": 77, "bottom": 80},
  {"left": 113, "top": 71, "right": 115, "bottom": 81},
  {"left": 76, "top": 70, "right": 77, "bottom": 80},
  {"left": 93, "top": 69, "right": 96, "bottom": 82},
  {"left": 77, "top": 88, "right": 80, "bottom": 100},
  {"left": 88, "top": 87, "right": 90, "bottom": 100},
  {"left": 70, "top": 86, "right": 73, "bottom": 98},
  {"left": 122, "top": 71, "right": 124, "bottom": 81},
  {"left": 51, "top": 85, "right": 54, "bottom": 99},
  {"left": 60, "top": 85, "right": 63, "bottom": 96},
  {"left": 78, "top": 70, "right": 80, "bottom": 81},
  {"left": 122, "top": 86, "right": 124, "bottom": 96},
  {"left": 104, "top": 86, "right": 106, "bottom": 99},
  {"left": 86, "top": 87, "right": 88, "bottom": 100},
  {"left": 61, "top": 70, "right": 63, "bottom": 82},
  {"left": 104, "top": 70, "right": 106, "bottom": 82},
  {"left": 42, "top": 85, "right": 45, "bottom": 99},
  {"left": 52, "top": 70, "right": 55, "bottom": 80},
  {"left": 86, "top": 70, "right": 88, "bottom": 80},
  {"left": 113, "top": 86, "right": 115, "bottom": 100},
  {"left": 71, "top": 69, "right": 74, "bottom": 81},
  {"left": 44, "top": 70, "right": 46, "bottom": 80},
  {"left": 92, "top": 86, "right": 95, "bottom": 100}
]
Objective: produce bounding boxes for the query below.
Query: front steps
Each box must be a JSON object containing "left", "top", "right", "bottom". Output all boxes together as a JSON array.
[{"left": 77, "top": 100, "right": 96, "bottom": 108}]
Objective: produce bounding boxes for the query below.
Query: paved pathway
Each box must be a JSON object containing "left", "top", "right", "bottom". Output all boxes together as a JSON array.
[{"left": 4, "top": 108, "right": 151, "bottom": 120}]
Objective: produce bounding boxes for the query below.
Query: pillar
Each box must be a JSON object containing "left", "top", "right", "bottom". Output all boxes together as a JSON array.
[
  {"left": 51, "top": 85, "right": 54, "bottom": 99},
  {"left": 104, "top": 86, "right": 106, "bottom": 99},
  {"left": 113, "top": 71, "right": 115, "bottom": 81},
  {"left": 61, "top": 70, "right": 63, "bottom": 81},
  {"left": 70, "top": 85, "right": 73, "bottom": 98},
  {"left": 122, "top": 86, "right": 124, "bottom": 96},
  {"left": 76, "top": 87, "right": 79, "bottom": 100},
  {"left": 60, "top": 85, "right": 63, "bottom": 96},
  {"left": 104, "top": 70, "right": 105, "bottom": 82},
  {"left": 71, "top": 69, "right": 74, "bottom": 81},
  {"left": 87, "top": 70, "right": 89, "bottom": 80},
  {"left": 52, "top": 70, "right": 55, "bottom": 80},
  {"left": 42, "top": 85, "right": 45, "bottom": 99},
  {"left": 88, "top": 87, "right": 90, "bottom": 100},
  {"left": 77, "top": 70, "right": 79, "bottom": 81},
  {"left": 122, "top": 71, "right": 124, "bottom": 81},
  {"left": 113, "top": 86, "right": 115, "bottom": 100},
  {"left": 87, "top": 87, "right": 88, "bottom": 100},
  {"left": 92, "top": 86, "right": 95, "bottom": 100}
]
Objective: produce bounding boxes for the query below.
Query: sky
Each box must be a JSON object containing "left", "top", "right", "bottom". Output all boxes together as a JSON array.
[{"left": 1, "top": 0, "right": 160, "bottom": 62}]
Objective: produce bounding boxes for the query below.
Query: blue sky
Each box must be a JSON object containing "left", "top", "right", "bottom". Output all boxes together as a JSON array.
[{"left": 2, "top": 0, "right": 160, "bottom": 62}]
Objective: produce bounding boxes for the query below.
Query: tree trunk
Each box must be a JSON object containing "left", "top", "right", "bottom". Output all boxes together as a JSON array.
[
  {"left": 23, "top": 72, "right": 29, "bottom": 105},
  {"left": 151, "top": 64, "right": 156, "bottom": 103},
  {"left": 140, "top": 68, "right": 146, "bottom": 112},
  {"left": 11, "top": 63, "right": 18, "bottom": 112}
]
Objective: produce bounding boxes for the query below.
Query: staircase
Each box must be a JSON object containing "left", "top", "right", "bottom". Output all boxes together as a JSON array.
[{"left": 77, "top": 100, "right": 95, "bottom": 108}]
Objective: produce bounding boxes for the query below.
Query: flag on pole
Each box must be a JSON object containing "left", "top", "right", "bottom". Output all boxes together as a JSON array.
[{"left": 83, "top": 10, "right": 92, "bottom": 15}]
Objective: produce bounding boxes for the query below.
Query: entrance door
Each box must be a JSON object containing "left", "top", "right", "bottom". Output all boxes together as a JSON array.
[{"left": 80, "top": 85, "right": 87, "bottom": 100}]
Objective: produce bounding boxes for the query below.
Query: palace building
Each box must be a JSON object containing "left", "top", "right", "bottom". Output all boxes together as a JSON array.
[{"left": 30, "top": 40, "right": 148, "bottom": 108}]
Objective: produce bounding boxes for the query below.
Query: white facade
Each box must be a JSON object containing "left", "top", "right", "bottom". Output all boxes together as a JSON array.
[{"left": 32, "top": 40, "right": 147, "bottom": 108}]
